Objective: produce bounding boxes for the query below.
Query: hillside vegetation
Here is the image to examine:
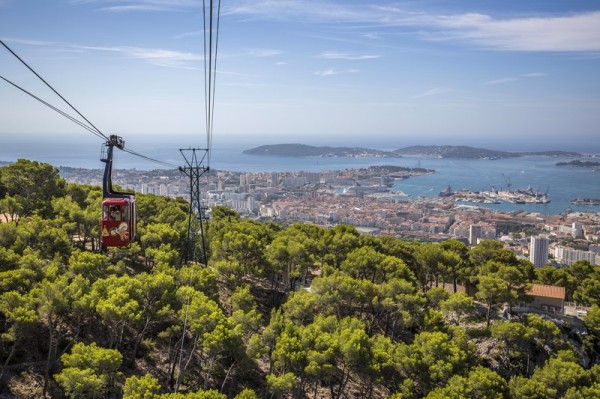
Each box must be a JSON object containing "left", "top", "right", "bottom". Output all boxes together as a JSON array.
[
  {"left": 241, "top": 144, "right": 581, "bottom": 159},
  {"left": 1, "top": 159, "right": 600, "bottom": 398},
  {"left": 242, "top": 144, "right": 399, "bottom": 157},
  {"left": 393, "top": 146, "right": 581, "bottom": 159}
]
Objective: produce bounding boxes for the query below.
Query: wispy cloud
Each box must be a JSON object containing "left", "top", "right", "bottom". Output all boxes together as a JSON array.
[
  {"left": 482, "top": 77, "right": 518, "bottom": 86},
  {"left": 224, "top": 1, "right": 368, "bottom": 22},
  {"left": 217, "top": 70, "right": 260, "bottom": 78},
  {"left": 362, "top": 33, "right": 382, "bottom": 40},
  {"left": 2, "top": 37, "right": 55, "bottom": 46},
  {"left": 23, "top": 39, "right": 282, "bottom": 68},
  {"left": 247, "top": 49, "right": 282, "bottom": 57},
  {"left": 521, "top": 72, "right": 547, "bottom": 78},
  {"left": 69, "top": 0, "right": 202, "bottom": 12},
  {"left": 171, "top": 30, "right": 202, "bottom": 40},
  {"left": 570, "top": 53, "right": 600, "bottom": 60},
  {"left": 482, "top": 72, "right": 547, "bottom": 86},
  {"left": 412, "top": 87, "right": 453, "bottom": 99},
  {"left": 430, "top": 12, "right": 600, "bottom": 52},
  {"left": 223, "top": 82, "right": 265, "bottom": 88},
  {"left": 315, "top": 68, "right": 359, "bottom": 77},
  {"left": 226, "top": 1, "right": 600, "bottom": 52},
  {"left": 71, "top": 44, "right": 203, "bottom": 68},
  {"left": 318, "top": 51, "right": 380, "bottom": 60}
]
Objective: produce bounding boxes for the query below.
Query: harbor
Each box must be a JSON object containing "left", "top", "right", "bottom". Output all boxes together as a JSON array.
[
  {"left": 439, "top": 185, "right": 551, "bottom": 204},
  {"left": 571, "top": 198, "right": 600, "bottom": 205}
]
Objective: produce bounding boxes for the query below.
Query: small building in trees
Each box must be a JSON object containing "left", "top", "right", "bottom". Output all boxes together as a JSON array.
[{"left": 527, "top": 284, "right": 565, "bottom": 314}]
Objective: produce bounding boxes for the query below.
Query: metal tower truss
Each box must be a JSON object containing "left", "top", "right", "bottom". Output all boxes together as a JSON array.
[{"left": 179, "top": 148, "right": 210, "bottom": 265}]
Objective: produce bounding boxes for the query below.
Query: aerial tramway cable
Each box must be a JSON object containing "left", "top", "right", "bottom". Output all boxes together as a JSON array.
[
  {"left": 2, "top": 7, "right": 222, "bottom": 251},
  {"left": 0, "top": 74, "right": 106, "bottom": 140},
  {"left": 122, "top": 147, "right": 178, "bottom": 168},
  {"left": 178, "top": 0, "right": 222, "bottom": 264},
  {"left": 1, "top": 38, "right": 108, "bottom": 142},
  {"left": 203, "top": 0, "right": 221, "bottom": 166},
  {"left": 0, "top": 38, "right": 178, "bottom": 169}
]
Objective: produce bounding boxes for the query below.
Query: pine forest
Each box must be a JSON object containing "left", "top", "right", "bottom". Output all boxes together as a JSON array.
[{"left": 1, "top": 159, "right": 600, "bottom": 399}]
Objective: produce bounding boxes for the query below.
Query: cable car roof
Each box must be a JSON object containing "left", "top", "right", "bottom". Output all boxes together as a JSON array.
[{"left": 102, "top": 198, "right": 133, "bottom": 206}]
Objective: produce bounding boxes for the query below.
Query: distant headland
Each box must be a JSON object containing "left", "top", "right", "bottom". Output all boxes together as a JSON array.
[
  {"left": 242, "top": 144, "right": 400, "bottom": 158},
  {"left": 556, "top": 160, "right": 600, "bottom": 169},
  {"left": 394, "top": 145, "right": 581, "bottom": 159},
  {"left": 243, "top": 144, "right": 582, "bottom": 159}
]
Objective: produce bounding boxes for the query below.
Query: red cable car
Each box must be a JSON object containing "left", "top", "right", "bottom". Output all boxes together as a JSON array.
[
  {"left": 100, "top": 135, "right": 136, "bottom": 248},
  {"left": 101, "top": 197, "right": 136, "bottom": 247}
]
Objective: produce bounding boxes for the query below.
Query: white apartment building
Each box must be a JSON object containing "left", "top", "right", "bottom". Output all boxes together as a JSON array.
[
  {"left": 554, "top": 245, "right": 598, "bottom": 266},
  {"left": 589, "top": 244, "right": 600, "bottom": 254},
  {"left": 282, "top": 176, "right": 307, "bottom": 187},
  {"left": 469, "top": 224, "right": 482, "bottom": 246},
  {"left": 530, "top": 236, "right": 550, "bottom": 267}
]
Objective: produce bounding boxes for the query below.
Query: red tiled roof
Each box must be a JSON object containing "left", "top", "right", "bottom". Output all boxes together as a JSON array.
[{"left": 528, "top": 284, "right": 565, "bottom": 300}]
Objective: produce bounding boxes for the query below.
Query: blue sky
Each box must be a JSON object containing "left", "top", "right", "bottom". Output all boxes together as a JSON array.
[{"left": 1, "top": 0, "right": 599, "bottom": 152}]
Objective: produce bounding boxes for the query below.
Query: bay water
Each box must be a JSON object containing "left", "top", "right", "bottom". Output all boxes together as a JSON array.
[{"left": 1, "top": 139, "right": 599, "bottom": 215}]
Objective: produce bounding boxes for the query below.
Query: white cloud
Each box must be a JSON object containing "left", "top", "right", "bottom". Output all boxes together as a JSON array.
[
  {"left": 398, "top": 10, "right": 600, "bottom": 52},
  {"left": 521, "top": 72, "right": 547, "bottom": 78},
  {"left": 482, "top": 77, "right": 518, "bottom": 86},
  {"left": 318, "top": 51, "right": 380, "bottom": 60},
  {"left": 69, "top": 0, "right": 202, "bottom": 12},
  {"left": 223, "top": 82, "right": 265, "bottom": 88},
  {"left": 247, "top": 49, "right": 282, "bottom": 57},
  {"left": 71, "top": 44, "right": 203, "bottom": 68},
  {"left": 482, "top": 73, "right": 547, "bottom": 86},
  {"left": 100, "top": 5, "right": 160, "bottom": 12},
  {"left": 226, "top": 1, "right": 600, "bottom": 52},
  {"left": 171, "top": 31, "right": 202, "bottom": 40},
  {"left": 2, "top": 37, "right": 55, "bottom": 46},
  {"left": 570, "top": 53, "right": 600, "bottom": 60},
  {"left": 432, "top": 13, "right": 598, "bottom": 52},
  {"left": 315, "top": 68, "right": 358, "bottom": 76},
  {"left": 362, "top": 33, "right": 381, "bottom": 40},
  {"left": 224, "top": 0, "right": 368, "bottom": 22},
  {"left": 315, "top": 69, "right": 337, "bottom": 77},
  {"left": 412, "top": 87, "right": 452, "bottom": 99}
]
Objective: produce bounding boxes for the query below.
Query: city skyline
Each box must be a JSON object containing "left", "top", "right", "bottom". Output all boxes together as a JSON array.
[{"left": 1, "top": 1, "right": 599, "bottom": 152}]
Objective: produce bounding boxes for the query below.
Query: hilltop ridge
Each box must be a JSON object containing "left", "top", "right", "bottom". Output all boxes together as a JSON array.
[
  {"left": 242, "top": 143, "right": 400, "bottom": 157},
  {"left": 243, "top": 144, "right": 582, "bottom": 159},
  {"left": 394, "top": 145, "right": 581, "bottom": 159}
]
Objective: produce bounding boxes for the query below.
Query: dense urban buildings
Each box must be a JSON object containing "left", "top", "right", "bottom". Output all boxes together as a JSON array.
[{"left": 60, "top": 165, "right": 600, "bottom": 268}]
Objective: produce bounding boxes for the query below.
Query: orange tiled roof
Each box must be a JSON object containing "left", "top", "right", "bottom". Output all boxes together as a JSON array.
[{"left": 528, "top": 284, "right": 565, "bottom": 300}]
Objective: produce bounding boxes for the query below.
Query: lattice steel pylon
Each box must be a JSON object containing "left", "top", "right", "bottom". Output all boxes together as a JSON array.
[{"left": 179, "top": 148, "right": 210, "bottom": 265}]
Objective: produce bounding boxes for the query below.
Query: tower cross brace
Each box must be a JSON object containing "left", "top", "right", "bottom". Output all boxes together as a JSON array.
[{"left": 179, "top": 148, "right": 210, "bottom": 265}]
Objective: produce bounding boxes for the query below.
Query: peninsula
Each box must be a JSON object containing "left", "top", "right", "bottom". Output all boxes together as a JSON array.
[
  {"left": 243, "top": 144, "right": 582, "bottom": 160},
  {"left": 243, "top": 144, "right": 399, "bottom": 158},
  {"left": 556, "top": 160, "right": 600, "bottom": 169},
  {"left": 394, "top": 145, "right": 581, "bottom": 159}
]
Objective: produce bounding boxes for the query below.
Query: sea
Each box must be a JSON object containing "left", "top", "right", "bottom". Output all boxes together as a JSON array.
[{"left": 1, "top": 138, "right": 599, "bottom": 216}]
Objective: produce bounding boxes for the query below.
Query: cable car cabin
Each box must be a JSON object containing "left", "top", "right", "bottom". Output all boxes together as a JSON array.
[
  {"left": 101, "top": 197, "right": 136, "bottom": 247},
  {"left": 100, "top": 135, "right": 136, "bottom": 248}
]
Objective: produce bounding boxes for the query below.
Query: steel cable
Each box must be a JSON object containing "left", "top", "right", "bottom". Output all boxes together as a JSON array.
[
  {"left": 1, "top": 38, "right": 179, "bottom": 169},
  {"left": 0, "top": 74, "right": 106, "bottom": 140},
  {"left": 1, "top": 38, "right": 108, "bottom": 141}
]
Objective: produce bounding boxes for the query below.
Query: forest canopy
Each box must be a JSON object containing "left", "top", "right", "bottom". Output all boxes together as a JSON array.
[{"left": 0, "top": 159, "right": 599, "bottom": 398}]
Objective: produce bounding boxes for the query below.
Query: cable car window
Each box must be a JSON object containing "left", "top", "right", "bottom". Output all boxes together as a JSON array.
[
  {"left": 109, "top": 206, "right": 121, "bottom": 221},
  {"left": 121, "top": 205, "right": 130, "bottom": 221}
]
